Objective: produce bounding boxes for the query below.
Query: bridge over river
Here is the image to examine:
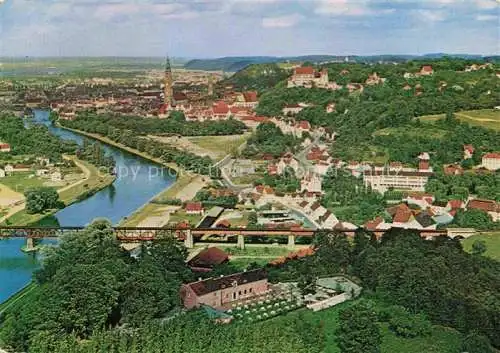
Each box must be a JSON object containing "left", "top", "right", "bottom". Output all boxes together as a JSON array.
[{"left": 0, "top": 225, "right": 475, "bottom": 252}]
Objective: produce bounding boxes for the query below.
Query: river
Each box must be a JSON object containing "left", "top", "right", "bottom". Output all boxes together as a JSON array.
[{"left": 0, "top": 109, "right": 176, "bottom": 303}]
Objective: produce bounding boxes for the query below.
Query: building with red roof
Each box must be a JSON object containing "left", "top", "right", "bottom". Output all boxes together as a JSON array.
[
  {"left": 463, "top": 144, "right": 475, "bottom": 159},
  {"left": 482, "top": 152, "right": 500, "bottom": 171},
  {"left": 288, "top": 66, "right": 329, "bottom": 88},
  {"left": 188, "top": 247, "right": 229, "bottom": 272},
  {"left": 0, "top": 143, "right": 11, "bottom": 153},
  {"left": 185, "top": 202, "right": 204, "bottom": 215},
  {"left": 467, "top": 199, "right": 500, "bottom": 221},
  {"left": 420, "top": 65, "right": 434, "bottom": 76},
  {"left": 180, "top": 269, "right": 268, "bottom": 310}
]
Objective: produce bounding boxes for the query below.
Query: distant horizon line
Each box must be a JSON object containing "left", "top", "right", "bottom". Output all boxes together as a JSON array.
[{"left": 0, "top": 52, "right": 499, "bottom": 60}]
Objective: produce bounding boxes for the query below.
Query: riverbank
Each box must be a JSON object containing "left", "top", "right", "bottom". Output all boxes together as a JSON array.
[
  {"left": 121, "top": 173, "right": 208, "bottom": 227},
  {"left": 1, "top": 157, "right": 115, "bottom": 226},
  {"left": 57, "top": 125, "right": 211, "bottom": 228},
  {"left": 58, "top": 125, "right": 179, "bottom": 173}
]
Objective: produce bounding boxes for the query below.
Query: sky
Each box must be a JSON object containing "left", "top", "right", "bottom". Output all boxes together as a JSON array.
[{"left": 0, "top": 0, "right": 499, "bottom": 58}]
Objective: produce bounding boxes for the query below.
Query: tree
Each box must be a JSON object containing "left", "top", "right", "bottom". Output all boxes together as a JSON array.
[
  {"left": 24, "top": 187, "right": 61, "bottom": 214},
  {"left": 462, "top": 332, "right": 494, "bottom": 353},
  {"left": 336, "top": 300, "right": 381, "bottom": 353},
  {"left": 471, "top": 239, "right": 487, "bottom": 256}
]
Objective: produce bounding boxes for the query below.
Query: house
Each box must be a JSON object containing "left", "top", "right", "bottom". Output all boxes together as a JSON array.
[
  {"left": 180, "top": 269, "right": 268, "bottom": 310},
  {"left": 420, "top": 65, "right": 434, "bottom": 76},
  {"left": 365, "top": 72, "right": 385, "bottom": 85},
  {"left": 211, "top": 101, "right": 231, "bottom": 120},
  {"left": 287, "top": 67, "right": 329, "bottom": 88},
  {"left": 188, "top": 247, "right": 229, "bottom": 272},
  {"left": 50, "top": 170, "right": 63, "bottom": 182},
  {"left": 231, "top": 159, "right": 255, "bottom": 177},
  {"left": 363, "top": 169, "right": 433, "bottom": 193},
  {"left": 5, "top": 164, "right": 30, "bottom": 174},
  {"left": 0, "top": 142, "right": 11, "bottom": 153},
  {"left": 36, "top": 169, "right": 49, "bottom": 177},
  {"left": 233, "top": 91, "right": 258, "bottom": 109},
  {"left": 404, "top": 193, "right": 435, "bottom": 209},
  {"left": 463, "top": 144, "right": 475, "bottom": 159},
  {"left": 481, "top": 152, "right": 500, "bottom": 171},
  {"left": 326, "top": 103, "right": 336, "bottom": 113},
  {"left": 282, "top": 104, "right": 303, "bottom": 116},
  {"left": 0, "top": 169, "right": 5, "bottom": 178},
  {"left": 277, "top": 153, "right": 300, "bottom": 175},
  {"left": 444, "top": 164, "right": 463, "bottom": 176},
  {"left": 185, "top": 202, "right": 204, "bottom": 215},
  {"left": 467, "top": 199, "right": 500, "bottom": 222}
]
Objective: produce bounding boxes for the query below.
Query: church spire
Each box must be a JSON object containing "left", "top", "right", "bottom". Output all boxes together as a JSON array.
[{"left": 165, "top": 56, "right": 172, "bottom": 73}]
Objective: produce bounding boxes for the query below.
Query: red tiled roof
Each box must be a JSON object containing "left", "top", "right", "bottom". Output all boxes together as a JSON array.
[
  {"left": 297, "top": 120, "right": 311, "bottom": 130},
  {"left": 212, "top": 101, "right": 229, "bottom": 114},
  {"left": 294, "top": 67, "right": 315, "bottom": 75},
  {"left": 188, "top": 247, "right": 229, "bottom": 268},
  {"left": 185, "top": 202, "right": 203, "bottom": 212},
  {"left": 392, "top": 203, "right": 412, "bottom": 223},
  {"left": 447, "top": 200, "right": 463, "bottom": 209},
  {"left": 483, "top": 152, "right": 500, "bottom": 159},
  {"left": 243, "top": 91, "right": 258, "bottom": 103},
  {"left": 187, "top": 269, "right": 267, "bottom": 296},
  {"left": 467, "top": 199, "right": 499, "bottom": 213},
  {"left": 463, "top": 144, "right": 475, "bottom": 153},
  {"left": 421, "top": 65, "right": 433, "bottom": 73},
  {"left": 364, "top": 216, "right": 383, "bottom": 231}
]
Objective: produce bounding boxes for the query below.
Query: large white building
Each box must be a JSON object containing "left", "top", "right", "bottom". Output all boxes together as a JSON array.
[
  {"left": 482, "top": 152, "right": 500, "bottom": 171},
  {"left": 287, "top": 67, "right": 329, "bottom": 88},
  {"left": 363, "top": 153, "right": 433, "bottom": 193}
]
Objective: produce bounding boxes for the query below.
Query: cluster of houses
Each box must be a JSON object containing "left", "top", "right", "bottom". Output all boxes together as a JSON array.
[
  {"left": 365, "top": 194, "right": 500, "bottom": 233},
  {"left": 0, "top": 157, "right": 64, "bottom": 181}
]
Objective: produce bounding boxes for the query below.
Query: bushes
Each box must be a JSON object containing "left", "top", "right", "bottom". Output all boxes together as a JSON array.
[{"left": 384, "top": 305, "right": 431, "bottom": 338}]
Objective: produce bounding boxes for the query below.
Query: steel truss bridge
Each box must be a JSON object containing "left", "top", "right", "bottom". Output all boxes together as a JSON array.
[{"left": 0, "top": 226, "right": 471, "bottom": 250}]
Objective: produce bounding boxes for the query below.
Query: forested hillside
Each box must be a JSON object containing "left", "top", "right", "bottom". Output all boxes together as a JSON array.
[{"left": 1, "top": 222, "right": 499, "bottom": 352}]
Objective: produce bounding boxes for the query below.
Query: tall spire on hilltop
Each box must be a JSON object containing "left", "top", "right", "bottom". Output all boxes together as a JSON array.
[{"left": 163, "top": 55, "right": 173, "bottom": 107}]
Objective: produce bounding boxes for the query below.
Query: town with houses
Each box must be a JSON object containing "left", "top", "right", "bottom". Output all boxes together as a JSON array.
[{"left": 0, "top": 0, "right": 500, "bottom": 350}]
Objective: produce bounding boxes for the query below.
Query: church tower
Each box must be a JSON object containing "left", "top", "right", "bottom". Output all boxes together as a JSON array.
[{"left": 163, "top": 56, "right": 173, "bottom": 106}]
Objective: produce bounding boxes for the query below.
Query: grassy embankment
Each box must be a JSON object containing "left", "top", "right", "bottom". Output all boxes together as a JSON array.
[
  {"left": 419, "top": 109, "right": 500, "bottom": 131},
  {"left": 0, "top": 282, "right": 37, "bottom": 315},
  {"left": 462, "top": 231, "right": 500, "bottom": 261},
  {"left": 2, "top": 158, "right": 115, "bottom": 226}
]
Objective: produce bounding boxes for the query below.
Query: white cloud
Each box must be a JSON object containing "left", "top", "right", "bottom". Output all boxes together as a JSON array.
[
  {"left": 415, "top": 9, "right": 446, "bottom": 21},
  {"left": 474, "top": 0, "right": 498, "bottom": 9},
  {"left": 476, "top": 14, "right": 498, "bottom": 20},
  {"left": 315, "top": 0, "right": 371, "bottom": 16},
  {"left": 262, "top": 14, "right": 302, "bottom": 28}
]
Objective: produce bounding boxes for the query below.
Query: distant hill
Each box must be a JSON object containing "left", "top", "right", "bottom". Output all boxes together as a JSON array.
[
  {"left": 184, "top": 54, "right": 499, "bottom": 72},
  {"left": 220, "top": 63, "right": 288, "bottom": 92}
]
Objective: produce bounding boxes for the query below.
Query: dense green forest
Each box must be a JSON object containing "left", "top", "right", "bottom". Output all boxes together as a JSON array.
[
  {"left": 243, "top": 121, "right": 300, "bottom": 158},
  {"left": 1, "top": 222, "right": 499, "bottom": 352},
  {"left": 59, "top": 117, "right": 218, "bottom": 176},
  {"left": 63, "top": 111, "right": 246, "bottom": 136},
  {"left": 0, "top": 114, "right": 77, "bottom": 161}
]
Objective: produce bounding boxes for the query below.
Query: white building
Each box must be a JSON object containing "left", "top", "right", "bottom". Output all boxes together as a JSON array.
[
  {"left": 482, "top": 152, "right": 500, "bottom": 171},
  {"left": 287, "top": 67, "right": 329, "bottom": 88}
]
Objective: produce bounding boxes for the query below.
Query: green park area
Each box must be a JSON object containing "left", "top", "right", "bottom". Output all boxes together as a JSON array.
[
  {"left": 462, "top": 232, "right": 500, "bottom": 261},
  {"left": 419, "top": 109, "right": 500, "bottom": 131},
  {"left": 186, "top": 133, "right": 250, "bottom": 160}
]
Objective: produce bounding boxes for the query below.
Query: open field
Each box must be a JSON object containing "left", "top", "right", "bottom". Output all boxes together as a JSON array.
[
  {"left": 373, "top": 126, "right": 447, "bottom": 139},
  {"left": 187, "top": 134, "right": 249, "bottom": 159},
  {"left": 462, "top": 232, "right": 500, "bottom": 261},
  {"left": 1, "top": 158, "right": 115, "bottom": 226},
  {"left": 0, "top": 173, "right": 47, "bottom": 194},
  {"left": 419, "top": 109, "right": 500, "bottom": 131},
  {"left": 0, "top": 184, "right": 23, "bottom": 208},
  {"left": 149, "top": 133, "right": 249, "bottom": 161}
]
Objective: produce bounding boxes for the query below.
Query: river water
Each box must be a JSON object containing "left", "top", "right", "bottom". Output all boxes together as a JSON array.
[{"left": 0, "top": 110, "right": 176, "bottom": 303}]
